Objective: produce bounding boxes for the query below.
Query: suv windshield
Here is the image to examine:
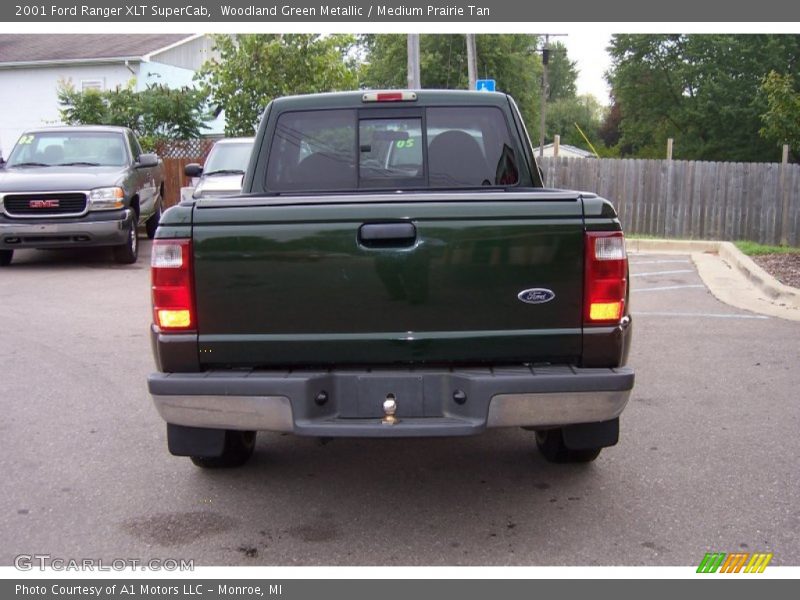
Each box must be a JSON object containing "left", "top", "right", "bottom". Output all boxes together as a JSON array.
[
  {"left": 265, "top": 106, "right": 521, "bottom": 193},
  {"left": 6, "top": 131, "right": 128, "bottom": 167}
]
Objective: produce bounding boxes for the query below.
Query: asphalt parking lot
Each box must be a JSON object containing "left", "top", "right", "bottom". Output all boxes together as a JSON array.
[{"left": 1, "top": 242, "right": 798, "bottom": 567}]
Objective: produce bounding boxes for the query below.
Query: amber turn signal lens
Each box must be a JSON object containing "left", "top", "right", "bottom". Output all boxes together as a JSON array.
[
  {"left": 589, "top": 302, "right": 623, "bottom": 322},
  {"left": 157, "top": 309, "right": 191, "bottom": 329}
]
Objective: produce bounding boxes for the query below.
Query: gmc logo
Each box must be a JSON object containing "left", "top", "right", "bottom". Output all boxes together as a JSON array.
[{"left": 29, "top": 199, "right": 60, "bottom": 209}]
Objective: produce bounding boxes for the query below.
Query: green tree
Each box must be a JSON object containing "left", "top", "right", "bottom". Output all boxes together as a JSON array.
[
  {"left": 546, "top": 42, "right": 578, "bottom": 101},
  {"left": 759, "top": 71, "right": 800, "bottom": 162},
  {"left": 58, "top": 86, "right": 107, "bottom": 125},
  {"left": 606, "top": 34, "right": 800, "bottom": 161},
  {"left": 361, "top": 34, "right": 543, "bottom": 131},
  {"left": 598, "top": 101, "right": 623, "bottom": 152},
  {"left": 545, "top": 95, "right": 605, "bottom": 153},
  {"left": 57, "top": 80, "right": 209, "bottom": 150},
  {"left": 197, "top": 34, "right": 359, "bottom": 136}
]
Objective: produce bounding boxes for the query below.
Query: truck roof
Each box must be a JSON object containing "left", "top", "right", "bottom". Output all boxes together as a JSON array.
[
  {"left": 213, "top": 137, "right": 255, "bottom": 145},
  {"left": 270, "top": 89, "right": 510, "bottom": 111},
  {"left": 20, "top": 125, "right": 131, "bottom": 135}
]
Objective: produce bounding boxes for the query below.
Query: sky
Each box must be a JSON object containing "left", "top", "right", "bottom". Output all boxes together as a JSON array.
[{"left": 560, "top": 27, "right": 616, "bottom": 104}]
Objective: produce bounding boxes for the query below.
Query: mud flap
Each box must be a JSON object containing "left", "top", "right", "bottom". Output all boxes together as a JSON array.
[
  {"left": 562, "top": 418, "right": 619, "bottom": 450},
  {"left": 167, "top": 423, "right": 226, "bottom": 457}
]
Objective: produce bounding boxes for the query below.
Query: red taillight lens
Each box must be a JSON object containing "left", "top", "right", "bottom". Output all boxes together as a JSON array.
[
  {"left": 151, "top": 239, "right": 194, "bottom": 332},
  {"left": 362, "top": 91, "right": 418, "bottom": 102},
  {"left": 584, "top": 231, "right": 627, "bottom": 325}
]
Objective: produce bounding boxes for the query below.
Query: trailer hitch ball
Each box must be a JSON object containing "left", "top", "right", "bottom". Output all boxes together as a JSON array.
[{"left": 382, "top": 394, "right": 399, "bottom": 425}]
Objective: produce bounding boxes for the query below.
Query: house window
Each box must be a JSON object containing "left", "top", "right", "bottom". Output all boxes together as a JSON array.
[{"left": 81, "top": 79, "right": 104, "bottom": 92}]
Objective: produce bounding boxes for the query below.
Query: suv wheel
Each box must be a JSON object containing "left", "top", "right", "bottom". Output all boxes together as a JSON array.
[{"left": 113, "top": 213, "right": 139, "bottom": 264}]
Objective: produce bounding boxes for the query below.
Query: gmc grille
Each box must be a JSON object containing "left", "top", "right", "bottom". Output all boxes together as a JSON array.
[{"left": 3, "top": 193, "right": 88, "bottom": 217}]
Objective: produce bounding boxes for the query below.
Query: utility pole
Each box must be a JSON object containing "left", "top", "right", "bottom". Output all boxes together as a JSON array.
[
  {"left": 466, "top": 34, "right": 478, "bottom": 90},
  {"left": 538, "top": 34, "right": 550, "bottom": 158},
  {"left": 535, "top": 34, "right": 567, "bottom": 158},
  {"left": 407, "top": 34, "right": 420, "bottom": 89}
]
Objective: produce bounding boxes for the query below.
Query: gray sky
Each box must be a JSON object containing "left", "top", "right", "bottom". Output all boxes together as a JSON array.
[{"left": 561, "top": 28, "right": 615, "bottom": 103}]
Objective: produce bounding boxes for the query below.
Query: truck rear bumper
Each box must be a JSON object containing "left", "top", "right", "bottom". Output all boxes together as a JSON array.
[
  {"left": 148, "top": 366, "right": 633, "bottom": 437},
  {"left": 0, "top": 209, "right": 132, "bottom": 249}
]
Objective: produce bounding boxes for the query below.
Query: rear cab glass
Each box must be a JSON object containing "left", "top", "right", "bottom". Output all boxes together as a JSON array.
[{"left": 265, "top": 106, "right": 523, "bottom": 193}]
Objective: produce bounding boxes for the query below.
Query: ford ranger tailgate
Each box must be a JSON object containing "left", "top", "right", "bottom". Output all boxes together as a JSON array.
[{"left": 191, "top": 191, "right": 585, "bottom": 367}]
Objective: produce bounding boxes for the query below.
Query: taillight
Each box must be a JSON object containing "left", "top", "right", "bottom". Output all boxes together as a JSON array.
[
  {"left": 151, "top": 239, "right": 194, "bottom": 332},
  {"left": 584, "top": 231, "right": 627, "bottom": 325}
]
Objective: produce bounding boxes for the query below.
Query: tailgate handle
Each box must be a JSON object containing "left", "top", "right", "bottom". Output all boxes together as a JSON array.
[{"left": 358, "top": 222, "right": 417, "bottom": 247}]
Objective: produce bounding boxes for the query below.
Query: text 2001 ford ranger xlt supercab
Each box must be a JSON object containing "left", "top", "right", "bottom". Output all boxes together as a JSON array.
[{"left": 148, "top": 90, "right": 634, "bottom": 468}]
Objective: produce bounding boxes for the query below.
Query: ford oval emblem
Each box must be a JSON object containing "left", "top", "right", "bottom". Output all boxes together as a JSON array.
[{"left": 517, "top": 288, "right": 556, "bottom": 304}]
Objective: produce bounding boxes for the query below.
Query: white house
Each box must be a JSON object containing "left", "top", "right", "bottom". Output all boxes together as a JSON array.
[
  {"left": 536, "top": 142, "right": 596, "bottom": 159},
  {"left": 0, "top": 34, "right": 222, "bottom": 156}
]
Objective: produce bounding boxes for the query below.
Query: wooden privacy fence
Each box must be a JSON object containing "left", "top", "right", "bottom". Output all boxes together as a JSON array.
[
  {"left": 154, "top": 139, "right": 215, "bottom": 208},
  {"left": 539, "top": 157, "right": 800, "bottom": 246}
]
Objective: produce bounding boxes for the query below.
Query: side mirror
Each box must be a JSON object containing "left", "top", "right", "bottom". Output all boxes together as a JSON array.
[
  {"left": 184, "top": 163, "right": 203, "bottom": 177},
  {"left": 136, "top": 153, "right": 159, "bottom": 168}
]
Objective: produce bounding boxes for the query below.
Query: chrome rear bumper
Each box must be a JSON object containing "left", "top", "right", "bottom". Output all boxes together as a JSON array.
[{"left": 149, "top": 366, "right": 633, "bottom": 437}]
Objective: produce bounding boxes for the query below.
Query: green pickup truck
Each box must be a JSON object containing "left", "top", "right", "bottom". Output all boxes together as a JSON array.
[{"left": 147, "top": 90, "right": 634, "bottom": 468}]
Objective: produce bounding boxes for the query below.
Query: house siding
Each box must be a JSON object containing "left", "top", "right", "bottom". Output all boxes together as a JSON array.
[
  {"left": 148, "top": 36, "right": 218, "bottom": 71},
  {"left": 0, "top": 63, "right": 134, "bottom": 155}
]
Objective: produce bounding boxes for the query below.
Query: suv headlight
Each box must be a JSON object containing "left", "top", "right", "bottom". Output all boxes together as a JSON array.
[{"left": 89, "top": 187, "right": 124, "bottom": 210}]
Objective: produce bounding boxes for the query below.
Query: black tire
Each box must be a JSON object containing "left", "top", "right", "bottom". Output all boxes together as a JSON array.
[
  {"left": 190, "top": 430, "right": 256, "bottom": 468},
  {"left": 113, "top": 213, "right": 139, "bottom": 264},
  {"left": 0, "top": 249, "right": 12, "bottom": 267},
  {"left": 536, "top": 429, "right": 602, "bottom": 463},
  {"left": 145, "top": 198, "right": 162, "bottom": 239}
]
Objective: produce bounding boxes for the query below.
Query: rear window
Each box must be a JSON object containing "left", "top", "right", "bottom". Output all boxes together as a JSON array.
[
  {"left": 359, "top": 117, "right": 424, "bottom": 188},
  {"left": 265, "top": 106, "right": 520, "bottom": 193},
  {"left": 427, "top": 107, "right": 520, "bottom": 187},
  {"left": 266, "top": 110, "right": 356, "bottom": 192}
]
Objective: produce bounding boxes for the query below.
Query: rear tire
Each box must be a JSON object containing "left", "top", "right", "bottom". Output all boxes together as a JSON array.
[
  {"left": 0, "top": 249, "right": 12, "bottom": 266},
  {"left": 145, "top": 199, "right": 162, "bottom": 239},
  {"left": 113, "top": 213, "right": 139, "bottom": 264},
  {"left": 536, "top": 429, "right": 602, "bottom": 463},
  {"left": 190, "top": 430, "right": 256, "bottom": 468}
]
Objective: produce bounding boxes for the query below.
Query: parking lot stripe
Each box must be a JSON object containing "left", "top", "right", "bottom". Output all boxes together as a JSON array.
[
  {"left": 632, "top": 284, "right": 706, "bottom": 293},
  {"left": 631, "top": 269, "right": 695, "bottom": 277},
  {"left": 634, "top": 311, "right": 769, "bottom": 320}
]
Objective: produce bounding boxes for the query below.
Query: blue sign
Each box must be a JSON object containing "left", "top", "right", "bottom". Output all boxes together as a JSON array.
[{"left": 476, "top": 79, "right": 496, "bottom": 92}]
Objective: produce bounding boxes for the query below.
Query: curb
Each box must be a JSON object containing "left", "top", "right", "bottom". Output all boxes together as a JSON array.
[
  {"left": 717, "top": 242, "right": 800, "bottom": 308},
  {"left": 626, "top": 239, "right": 722, "bottom": 254},
  {"left": 627, "top": 238, "right": 800, "bottom": 310}
]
